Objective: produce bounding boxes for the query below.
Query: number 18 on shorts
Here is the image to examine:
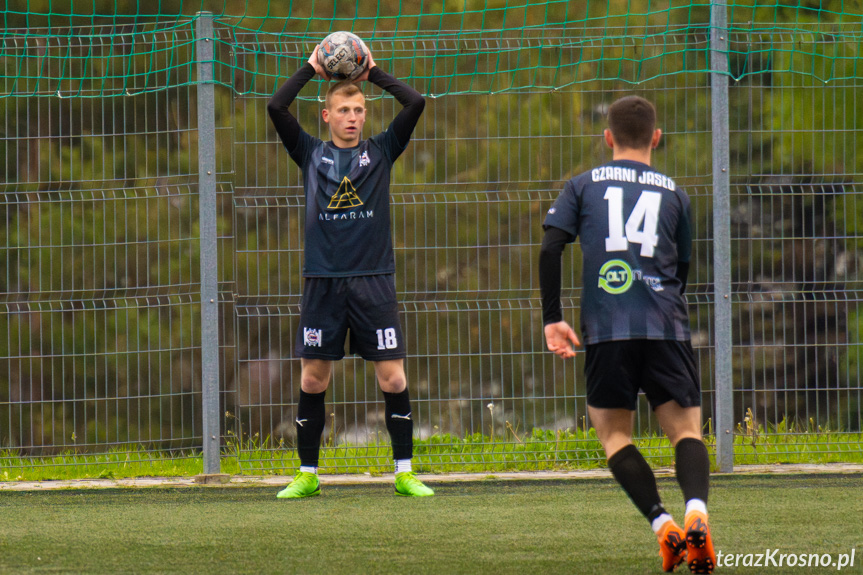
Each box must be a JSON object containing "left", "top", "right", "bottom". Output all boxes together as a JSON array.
[
  {"left": 294, "top": 276, "right": 407, "bottom": 361},
  {"left": 376, "top": 327, "right": 399, "bottom": 350}
]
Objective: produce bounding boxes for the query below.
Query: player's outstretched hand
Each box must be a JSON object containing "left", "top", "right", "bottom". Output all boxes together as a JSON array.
[
  {"left": 544, "top": 321, "right": 581, "bottom": 359},
  {"left": 354, "top": 51, "right": 376, "bottom": 83},
  {"left": 307, "top": 45, "right": 331, "bottom": 80}
]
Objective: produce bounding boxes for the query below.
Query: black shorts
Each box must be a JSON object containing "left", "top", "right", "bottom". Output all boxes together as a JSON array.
[
  {"left": 294, "top": 274, "right": 406, "bottom": 361},
  {"left": 584, "top": 339, "right": 701, "bottom": 410}
]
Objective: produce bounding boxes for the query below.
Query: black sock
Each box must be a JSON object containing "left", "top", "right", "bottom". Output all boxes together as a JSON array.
[
  {"left": 608, "top": 444, "right": 666, "bottom": 523},
  {"left": 383, "top": 389, "right": 413, "bottom": 461},
  {"left": 295, "top": 390, "right": 326, "bottom": 468},
  {"left": 675, "top": 437, "right": 710, "bottom": 503}
]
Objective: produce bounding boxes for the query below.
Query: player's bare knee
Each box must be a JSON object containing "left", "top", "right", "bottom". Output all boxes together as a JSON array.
[
  {"left": 594, "top": 428, "right": 633, "bottom": 458},
  {"left": 373, "top": 359, "right": 406, "bottom": 393},
  {"left": 300, "top": 366, "right": 331, "bottom": 393},
  {"left": 603, "top": 439, "right": 634, "bottom": 460},
  {"left": 668, "top": 430, "right": 702, "bottom": 446},
  {"left": 300, "top": 376, "right": 329, "bottom": 394},
  {"left": 377, "top": 374, "right": 406, "bottom": 393}
]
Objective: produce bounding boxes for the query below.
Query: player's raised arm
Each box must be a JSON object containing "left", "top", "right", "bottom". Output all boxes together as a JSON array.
[
  {"left": 362, "top": 52, "right": 425, "bottom": 148},
  {"left": 266, "top": 48, "right": 326, "bottom": 155}
]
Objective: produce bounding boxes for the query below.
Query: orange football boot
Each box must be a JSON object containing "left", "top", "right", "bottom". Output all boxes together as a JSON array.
[
  {"left": 685, "top": 511, "right": 716, "bottom": 574},
  {"left": 656, "top": 519, "right": 687, "bottom": 572}
]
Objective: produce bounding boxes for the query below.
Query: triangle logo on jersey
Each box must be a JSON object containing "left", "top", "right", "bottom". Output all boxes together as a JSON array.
[{"left": 327, "top": 176, "right": 364, "bottom": 209}]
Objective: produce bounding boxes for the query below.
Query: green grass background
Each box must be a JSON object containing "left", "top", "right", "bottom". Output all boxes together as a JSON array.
[
  {"left": 3, "top": 423, "right": 862, "bottom": 481},
  {"left": 1, "top": 475, "right": 861, "bottom": 574}
]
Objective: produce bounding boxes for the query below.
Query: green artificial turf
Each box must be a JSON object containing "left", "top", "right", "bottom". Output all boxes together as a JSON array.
[{"left": 0, "top": 475, "right": 861, "bottom": 574}]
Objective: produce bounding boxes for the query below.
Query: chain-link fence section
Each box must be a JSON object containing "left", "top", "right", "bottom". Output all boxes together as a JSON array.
[{"left": 1, "top": 1, "right": 861, "bottom": 473}]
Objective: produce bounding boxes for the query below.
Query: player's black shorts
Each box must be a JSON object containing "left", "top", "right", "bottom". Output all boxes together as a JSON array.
[
  {"left": 294, "top": 274, "right": 406, "bottom": 361},
  {"left": 584, "top": 339, "right": 701, "bottom": 410}
]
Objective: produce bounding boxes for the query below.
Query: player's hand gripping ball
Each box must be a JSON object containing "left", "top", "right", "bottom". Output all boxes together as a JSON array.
[{"left": 316, "top": 31, "right": 370, "bottom": 80}]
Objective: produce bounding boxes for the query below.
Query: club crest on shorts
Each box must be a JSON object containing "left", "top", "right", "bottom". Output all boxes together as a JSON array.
[{"left": 303, "top": 327, "right": 323, "bottom": 347}]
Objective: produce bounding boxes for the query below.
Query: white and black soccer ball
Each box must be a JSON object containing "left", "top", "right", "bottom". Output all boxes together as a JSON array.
[{"left": 317, "top": 31, "right": 370, "bottom": 81}]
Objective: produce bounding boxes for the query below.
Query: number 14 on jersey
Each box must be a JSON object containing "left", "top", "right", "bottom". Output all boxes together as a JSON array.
[{"left": 604, "top": 187, "right": 662, "bottom": 257}]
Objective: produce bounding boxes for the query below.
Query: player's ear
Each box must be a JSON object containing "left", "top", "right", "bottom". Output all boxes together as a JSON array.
[
  {"left": 603, "top": 129, "right": 615, "bottom": 149},
  {"left": 321, "top": 107, "right": 330, "bottom": 124},
  {"left": 652, "top": 129, "right": 662, "bottom": 149}
]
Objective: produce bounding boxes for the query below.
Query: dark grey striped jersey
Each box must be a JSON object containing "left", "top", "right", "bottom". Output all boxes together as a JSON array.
[
  {"left": 268, "top": 64, "right": 425, "bottom": 278},
  {"left": 290, "top": 128, "right": 405, "bottom": 277},
  {"left": 543, "top": 159, "right": 692, "bottom": 345}
]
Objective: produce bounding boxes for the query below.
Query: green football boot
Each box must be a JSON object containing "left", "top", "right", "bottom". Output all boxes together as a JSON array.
[
  {"left": 276, "top": 471, "right": 321, "bottom": 499},
  {"left": 394, "top": 471, "right": 434, "bottom": 497}
]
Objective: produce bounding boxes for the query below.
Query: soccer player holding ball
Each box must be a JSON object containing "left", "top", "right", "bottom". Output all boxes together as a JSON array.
[
  {"left": 267, "top": 35, "right": 433, "bottom": 498},
  {"left": 540, "top": 96, "right": 716, "bottom": 573}
]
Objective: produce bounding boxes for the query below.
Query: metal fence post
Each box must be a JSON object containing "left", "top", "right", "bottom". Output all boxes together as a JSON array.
[
  {"left": 196, "top": 11, "right": 221, "bottom": 476},
  {"left": 710, "top": 0, "right": 734, "bottom": 473}
]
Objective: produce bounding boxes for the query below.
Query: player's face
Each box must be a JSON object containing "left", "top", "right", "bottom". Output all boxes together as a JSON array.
[{"left": 323, "top": 93, "right": 366, "bottom": 148}]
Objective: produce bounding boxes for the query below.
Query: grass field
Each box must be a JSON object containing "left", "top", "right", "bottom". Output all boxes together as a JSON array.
[{"left": 1, "top": 475, "right": 861, "bottom": 574}]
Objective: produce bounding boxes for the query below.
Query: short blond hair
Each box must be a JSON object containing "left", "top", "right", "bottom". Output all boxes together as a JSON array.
[{"left": 325, "top": 81, "right": 364, "bottom": 109}]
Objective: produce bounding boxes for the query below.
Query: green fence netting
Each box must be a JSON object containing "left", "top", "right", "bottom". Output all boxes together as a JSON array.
[{"left": 1, "top": 0, "right": 861, "bottom": 98}]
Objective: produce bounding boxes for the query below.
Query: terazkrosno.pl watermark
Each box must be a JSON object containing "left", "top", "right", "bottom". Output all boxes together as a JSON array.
[{"left": 716, "top": 549, "right": 857, "bottom": 570}]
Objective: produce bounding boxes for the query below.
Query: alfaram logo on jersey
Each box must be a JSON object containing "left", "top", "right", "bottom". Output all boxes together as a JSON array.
[
  {"left": 320, "top": 176, "right": 375, "bottom": 221},
  {"left": 328, "top": 176, "right": 364, "bottom": 209},
  {"left": 598, "top": 259, "right": 634, "bottom": 294}
]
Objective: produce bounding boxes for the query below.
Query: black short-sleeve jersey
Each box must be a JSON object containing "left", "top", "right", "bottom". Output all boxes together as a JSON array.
[
  {"left": 291, "top": 126, "right": 406, "bottom": 277},
  {"left": 543, "top": 159, "right": 692, "bottom": 344}
]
